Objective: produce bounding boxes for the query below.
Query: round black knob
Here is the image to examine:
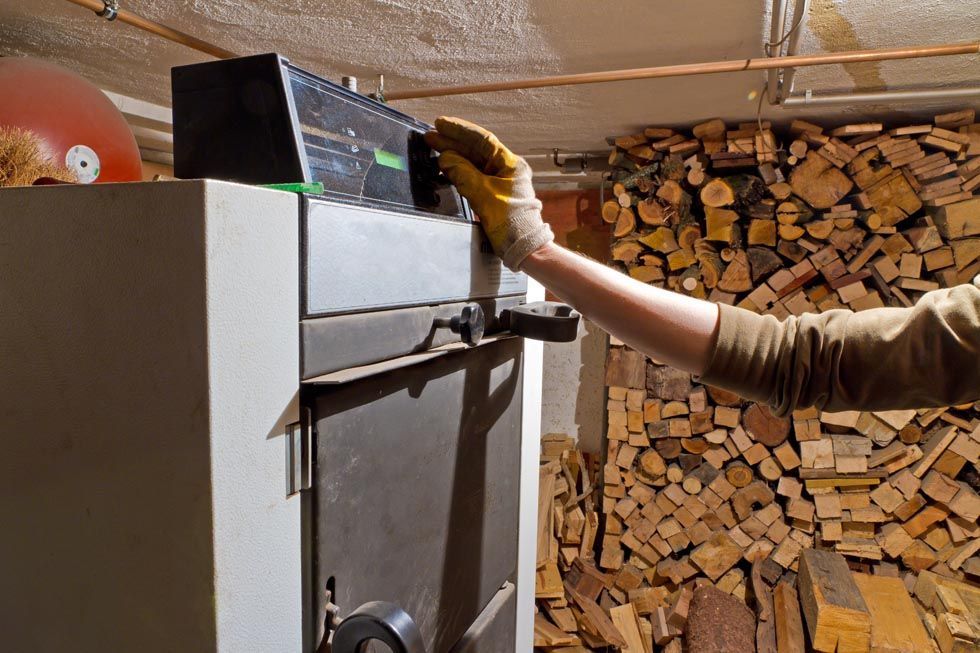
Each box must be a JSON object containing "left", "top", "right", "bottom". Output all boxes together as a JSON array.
[
  {"left": 434, "top": 304, "right": 485, "bottom": 345},
  {"left": 330, "top": 601, "right": 426, "bottom": 653}
]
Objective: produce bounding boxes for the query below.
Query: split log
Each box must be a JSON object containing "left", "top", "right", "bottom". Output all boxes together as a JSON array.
[
  {"left": 852, "top": 573, "right": 933, "bottom": 653},
  {"left": 748, "top": 219, "right": 778, "bottom": 246},
  {"left": 716, "top": 249, "right": 752, "bottom": 293},
  {"left": 601, "top": 200, "right": 620, "bottom": 224},
  {"left": 695, "top": 241, "right": 726, "bottom": 289},
  {"left": 742, "top": 403, "right": 791, "bottom": 447},
  {"left": 778, "top": 224, "right": 806, "bottom": 241},
  {"left": 677, "top": 224, "right": 702, "bottom": 252},
  {"left": 776, "top": 197, "right": 815, "bottom": 225},
  {"left": 690, "top": 531, "right": 743, "bottom": 580},
  {"left": 773, "top": 581, "right": 805, "bottom": 653},
  {"left": 638, "top": 227, "right": 679, "bottom": 254},
  {"left": 732, "top": 481, "right": 775, "bottom": 520},
  {"left": 704, "top": 207, "right": 739, "bottom": 243},
  {"left": 752, "top": 560, "right": 777, "bottom": 653},
  {"left": 806, "top": 219, "right": 835, "bottom": 240},
  {"left": 609, "top": 604, "right": 646, "bottom": 653},
  {"left": 611, "top": 239, "right": 644, "bottom": 264},
  {"left": 789, "top": 152, "right": 854, "bottom": 209},
  {"left": 701, "top": 174, "right": 765, "bottom": 208},
  {"left": 747, "top": 246, "right": 783, "bottom": 283},
  {"left": 636, "top": 198, "right": 666, "bottom": 226},
  {"left": 798, "top": 549, "right": 871, "bottom": 653},
  {"left": 613, "top": 208, "right": 636, "bottom": 238}
]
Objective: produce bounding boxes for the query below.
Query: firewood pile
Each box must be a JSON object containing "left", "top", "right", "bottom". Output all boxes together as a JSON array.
[{"left": 534, "top": 109, "right": 980, "bottom": 653}]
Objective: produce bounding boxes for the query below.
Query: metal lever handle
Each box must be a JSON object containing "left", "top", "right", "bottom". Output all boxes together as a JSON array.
[
  {"left": 331, "top": 601, "right": 427, "bottom": 653},
  {"left": 502, "top": 301, "right": 581, "bottom": 342},
  {"left": 433, "top": 303, "right": 485, "bottom": 346}
]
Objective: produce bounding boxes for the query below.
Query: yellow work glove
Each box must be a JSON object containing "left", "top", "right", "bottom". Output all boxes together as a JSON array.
[{"left": 424, "top": 116, "right": 553, "bottom": 271}]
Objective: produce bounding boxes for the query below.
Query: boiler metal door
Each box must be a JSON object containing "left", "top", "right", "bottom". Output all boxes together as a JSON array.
[{"left": 306, "top": 337, "right": 523, "bottom": 652}]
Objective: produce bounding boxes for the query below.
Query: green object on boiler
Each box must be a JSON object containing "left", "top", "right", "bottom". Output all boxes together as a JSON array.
[{"left": 262, "top": 181, "right": 325, "bottom": 194}]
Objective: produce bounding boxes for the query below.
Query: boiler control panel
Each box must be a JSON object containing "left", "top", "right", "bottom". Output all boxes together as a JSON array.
[{"left": 172, "top": 53, "right": 470, "bottom": 221}]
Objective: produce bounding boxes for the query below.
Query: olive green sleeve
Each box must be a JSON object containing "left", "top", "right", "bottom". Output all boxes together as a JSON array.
[{"left": 699, "top": 281, "right": 980, "bottom": 417}]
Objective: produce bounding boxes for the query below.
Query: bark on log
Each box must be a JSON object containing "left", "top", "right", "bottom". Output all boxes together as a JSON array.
[
  {"left": 701, "top": 174, "right": 766, "bottom": 208},
  {"left": 747, "top": 247, "right": 783, "bottom": 283},
  {"left": 685, "top": 586, "right": 756, "bottom": 653},
  {"left": 695, "top": 240, "right": 726, "bottom": 289}
]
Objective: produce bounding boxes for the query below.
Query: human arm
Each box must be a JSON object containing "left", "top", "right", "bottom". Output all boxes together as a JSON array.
[
  {"left": 424, "top": 116, "right": 719, "bottom": 374},
  {"left": 527, "top": 244, "right": 980, "bottom": 415},
  {"left": 426, "top": 116, "right": 980, "bottom": 414},
  {"left": 520, "top": 242, "right": 720, "bottom": 375}
]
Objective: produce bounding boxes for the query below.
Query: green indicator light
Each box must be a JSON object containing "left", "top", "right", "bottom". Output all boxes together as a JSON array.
[
  {"left": 374, "top": 148, "right": 408, "bottom": 171},
  {"left": 262, "top": 182, "right": 325, "bottom": 194}
]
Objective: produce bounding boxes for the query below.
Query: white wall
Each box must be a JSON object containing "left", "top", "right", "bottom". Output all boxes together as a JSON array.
[
  {"left": 541, "top": 319, "right": 608, "bottom": 453},
  {"left": 516, "top": 278, "right": 546, "bottom": 651}
]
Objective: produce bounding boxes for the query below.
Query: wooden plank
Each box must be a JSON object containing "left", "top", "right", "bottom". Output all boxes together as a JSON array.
[
  {"left": 852, "top": 573, "right": 933, "bottom": 653},
  {"left": 609, "top": 603, "right": 646, "bottom": 653},
  {"left": 774, "top": 581, "right": 806, "bottom": 653},
  {"left": 535, "top": 613, "right": 579, "bottom": 647},
  {"left": 564, "top": 581, "right": 628, "bottom": 647},
  {"left": 912, "top": 425, "right": 959, "bottom": 478},
  {"left": 537, "top": 463, "right": 557, "bottom": 567}
]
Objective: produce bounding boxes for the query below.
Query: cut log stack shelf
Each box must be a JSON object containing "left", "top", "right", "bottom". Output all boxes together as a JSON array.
[{"left": 534, "top": 109, "right": 980, "bottom": 652}]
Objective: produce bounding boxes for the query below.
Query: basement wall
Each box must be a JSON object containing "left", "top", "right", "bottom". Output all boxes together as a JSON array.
[{"left": 538, "top": 189, "right": 610, "bottom": 453}]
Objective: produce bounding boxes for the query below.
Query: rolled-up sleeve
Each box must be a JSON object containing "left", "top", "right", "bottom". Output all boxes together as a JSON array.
[{"left": 699, "top": 282, "right": 980, "bottom": 416}]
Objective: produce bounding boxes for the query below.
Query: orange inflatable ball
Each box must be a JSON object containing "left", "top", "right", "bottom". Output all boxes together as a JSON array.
[{"left": 0, "top": 57, "right": 141, "bottom": 183}]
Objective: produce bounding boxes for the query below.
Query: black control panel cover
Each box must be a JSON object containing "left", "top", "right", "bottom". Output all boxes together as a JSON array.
[{"left": 172, "top": 53, "right": 470, "bottom": 221}]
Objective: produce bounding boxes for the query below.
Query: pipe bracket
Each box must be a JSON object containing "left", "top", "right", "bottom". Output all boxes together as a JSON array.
[{"left": 96, "top": 0, "right": 119, "bottom": 21}]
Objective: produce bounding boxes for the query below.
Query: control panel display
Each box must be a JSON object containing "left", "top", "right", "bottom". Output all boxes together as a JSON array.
[{"left": 288, "top": 70, "right": 465, "bottom": 218}]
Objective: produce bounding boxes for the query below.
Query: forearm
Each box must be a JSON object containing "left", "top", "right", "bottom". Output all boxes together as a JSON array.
[{"left": 520, "top": 242, "right": 720, "bottom": 374}]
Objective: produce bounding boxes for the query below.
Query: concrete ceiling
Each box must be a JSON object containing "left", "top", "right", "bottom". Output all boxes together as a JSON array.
[{"left": 2, "top": 0, "right": 978, "bottom": 162}]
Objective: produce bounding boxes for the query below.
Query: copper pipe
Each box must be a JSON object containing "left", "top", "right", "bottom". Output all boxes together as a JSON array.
[
  {"left": 64, "top": 0, "right": 238, "bottom": 60},
  {"left": 387, "top": 40, "right": 980, "bottom": 101}
]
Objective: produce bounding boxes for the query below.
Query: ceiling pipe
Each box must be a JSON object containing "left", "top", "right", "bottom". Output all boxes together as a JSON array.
[
  {"left": 782, "top": 86, "right": 980, "bottom": 106},
  {"left": 766, "top": 0, "right": 789, "bottom": 104},
  {"left": 60, "top": 0, "right": 978, "bottom": 111},
  {"left": 778, "top": 0, "right": 811, "bottom": 101},
  {"left": 63, "top": 0, "right": 238, "bottom": 60},
  {"left": 385, "top": 40, "right": 979, "bottom": 101}
]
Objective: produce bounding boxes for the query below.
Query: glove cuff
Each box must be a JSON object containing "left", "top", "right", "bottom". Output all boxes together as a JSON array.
[{"left": 503, "top": 218, "right": 553, "bottom": 271}]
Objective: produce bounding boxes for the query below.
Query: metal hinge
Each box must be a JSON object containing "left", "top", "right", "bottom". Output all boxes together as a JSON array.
[{"left": 286, "top": 407, "right": 312, "bottom": 495}]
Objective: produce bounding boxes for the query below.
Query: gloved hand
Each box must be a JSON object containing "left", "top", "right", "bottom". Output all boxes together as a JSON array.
[{"left": 424, "top": 117, "right": 553, "bottom": 271}]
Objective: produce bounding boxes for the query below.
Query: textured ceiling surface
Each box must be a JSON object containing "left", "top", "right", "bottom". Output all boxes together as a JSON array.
[{"left": 1, "top": 0, "right": 978, "bottom": 158}]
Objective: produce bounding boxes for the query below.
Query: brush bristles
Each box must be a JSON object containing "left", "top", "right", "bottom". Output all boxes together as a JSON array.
[{"left": 0, "top": 126, "right": 78, "bottom": 187}]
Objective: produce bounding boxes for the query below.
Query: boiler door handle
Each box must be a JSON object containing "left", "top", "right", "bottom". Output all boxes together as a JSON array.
[
  {"left": 330, "top": 601, "right": 427, "bottom": 653},
  {"left": 503, "top": 301, "right": 580, "bottom": 342}
]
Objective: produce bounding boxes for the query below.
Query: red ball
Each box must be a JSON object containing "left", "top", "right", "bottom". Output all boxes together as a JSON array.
[{"left": 0, "top": 57, "right": 141, "bottom": 183}]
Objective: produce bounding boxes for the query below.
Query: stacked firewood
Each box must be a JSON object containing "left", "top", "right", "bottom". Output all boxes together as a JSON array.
[{"left": 534, "top": 109, "right": 980, "bottom": 652}]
